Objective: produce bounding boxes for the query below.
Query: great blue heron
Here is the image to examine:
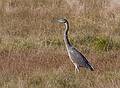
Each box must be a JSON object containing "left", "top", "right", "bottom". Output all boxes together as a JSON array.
[{"left": 53, "top": 18, "right": 94, "bottom": 73}]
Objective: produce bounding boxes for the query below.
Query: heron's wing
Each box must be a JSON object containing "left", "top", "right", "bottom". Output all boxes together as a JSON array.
[{"left": 69, "top": 47, "right": 94, "bottom": 70}]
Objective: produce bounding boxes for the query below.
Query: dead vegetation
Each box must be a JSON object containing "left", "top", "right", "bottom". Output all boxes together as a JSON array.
[{"left": 0, "top": 0, "right": 120, "bottom": 88}]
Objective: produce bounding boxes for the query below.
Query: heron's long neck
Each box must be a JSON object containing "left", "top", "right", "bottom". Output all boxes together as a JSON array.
[{"left": 64, "top": 22, "right": 71, "bottom": 47}]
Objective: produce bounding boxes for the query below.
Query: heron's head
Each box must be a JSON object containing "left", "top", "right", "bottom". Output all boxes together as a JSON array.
[{"left": 52, "top": 18, "right": 68, "bottom": 23}]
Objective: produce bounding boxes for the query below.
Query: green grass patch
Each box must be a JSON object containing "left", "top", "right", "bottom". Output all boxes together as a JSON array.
[{"left": 92, "top": 37, "right": 113, "bottom": 51}]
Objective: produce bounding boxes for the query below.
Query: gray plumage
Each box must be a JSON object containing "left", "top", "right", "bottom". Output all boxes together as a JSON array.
[{"left": 53, "top": 18, "right": 94, "bottom": 73}]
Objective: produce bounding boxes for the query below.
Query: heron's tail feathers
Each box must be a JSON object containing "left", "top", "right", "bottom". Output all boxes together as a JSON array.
[
  {"left": 89, "top": 65, "right": 94, "bottom": 71},
  {"left": 87, "top": 63, "right": 94, "bottom": 71}
]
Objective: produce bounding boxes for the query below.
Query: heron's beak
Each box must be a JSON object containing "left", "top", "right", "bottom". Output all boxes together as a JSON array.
[{"left": 51, "top": 19, "right": 58, "bottom": 23}]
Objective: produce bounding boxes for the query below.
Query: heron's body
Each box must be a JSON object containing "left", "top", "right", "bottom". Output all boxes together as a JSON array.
[{"left": 54, "top": 18, "right": 94, "bottom": 73}]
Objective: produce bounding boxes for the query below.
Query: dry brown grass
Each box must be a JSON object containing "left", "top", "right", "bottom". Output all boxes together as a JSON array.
[
  {"left": 0, "top": 0, "right": 120, "bottom": 88},
  {"left": 0, "top": 49, "right": 120, "bottom": 88}
]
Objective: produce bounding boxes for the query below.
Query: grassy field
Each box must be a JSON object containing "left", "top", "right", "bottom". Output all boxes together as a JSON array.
[{"left": 0, "top": 0, "right": 120, "bottom": 88}]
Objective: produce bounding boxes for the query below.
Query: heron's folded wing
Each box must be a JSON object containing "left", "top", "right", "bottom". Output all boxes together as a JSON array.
[{"left": 69, "top": 47, "right": 92, "bottom": 67}]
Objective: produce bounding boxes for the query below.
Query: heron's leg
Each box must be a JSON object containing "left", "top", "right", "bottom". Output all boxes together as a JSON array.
[
  {"left": 76, "top": 67, "right": 80, "bottom": 73},
  {"left": 74, "top": 64, "right": 78, "bottom": 74},
  {"left": 75, "top": 67, "right": 76, "bottom": 74}
]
